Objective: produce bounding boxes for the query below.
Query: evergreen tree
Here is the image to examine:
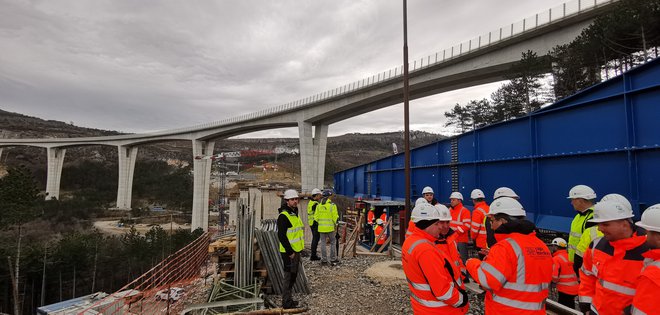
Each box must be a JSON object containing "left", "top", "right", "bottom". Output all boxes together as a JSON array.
[{"left": 443, "top": 103, "right": 473, "bottom": 133}]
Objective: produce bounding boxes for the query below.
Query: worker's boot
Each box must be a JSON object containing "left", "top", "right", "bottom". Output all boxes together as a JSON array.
[{"left": 310, "top": 255, "right": 321, "bottom": 261}]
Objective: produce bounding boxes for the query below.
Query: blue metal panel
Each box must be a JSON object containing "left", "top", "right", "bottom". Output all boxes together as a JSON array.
[
  {"left": 633, "top": 92, "right": 660, "bottom": 147},
  {"left": 458, "top": 133, "right": 476, "bottom": 162},
  {"left": 478, "top": 119, "right": 532, "bottom": 160},
  {"left": 355, "top": 165, "right": 366, "bottom": 197},
  {"left": 458, "top": 164, "right": 477, "bottom": 200},
  {"left": 438, "top": 140, "right": 453, "bottom": 164},
  {"left": 412, "top": 142, "right": 439, "bottom": 167},
  {"left": 412, "top": 167, "right": 439, "bottom": 198},
  {"left": 334, "top": 58, "right": 660, "bottom": 232},
  {"left": 393, "top": 153, "right": 404, "bottom": 168},
  {"left": 536, "top": 98, "right": 627, "bottom": 155},
  {"left": 636, "top": 150, "right": 660, "bottom": 214}
]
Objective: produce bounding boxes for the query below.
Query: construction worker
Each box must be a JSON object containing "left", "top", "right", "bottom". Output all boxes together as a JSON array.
[
  {"left": 449, "top": 192, "right": 471, "bottom": 263},
  {"left": 422, "top": 186, "right": 438, "bottom": 205},
  {"left": 578, "top": 200, "right": 649, "bottom": 314},
  {"left": 469, "top": 189, "right": 489, "bottom": 259},
  {"left": 402, "top": 203, "right": 469, "bottom": 314},
  {"left": 574, "top": 193, "right": 630, "bottom": 275},
  {"left": 567, "top": 185, "right": 597, "bottom": 263},
  {"left": 277, "top": 189, "right": 304, "bottom": 309},
  {"left": 374, "top": 218, "right": 388, "bottom": 250},
  {"left": 307, "top": 188, "right": 323, "bottom": 261},
  {"left": 315, "top": 189, "right": 339, "bottom": 266},
  {"left": 435, "top": 204, "right": 468, "bottom": 287},
  {"left": 406, "top": 197, "right": 429, "bottom": 238},
  {"left": 466, "top": 197, "right": 553, "bottom": 314},
  {"left": 548, "top": 237, "right": 578, "bottom": 309},
  {"left": 367, "top": 206, "right": 376, "bottom": 244},
  {"left": 632, "top": 204, "right": 660, "bottom": 314},
  {"left": 482, "top": 187, "right": 520, "bottom": 254}
]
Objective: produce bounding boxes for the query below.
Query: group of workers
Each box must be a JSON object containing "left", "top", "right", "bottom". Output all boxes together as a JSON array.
[{"left": 402, "top": 184, "right": 660, "bottom": 314}]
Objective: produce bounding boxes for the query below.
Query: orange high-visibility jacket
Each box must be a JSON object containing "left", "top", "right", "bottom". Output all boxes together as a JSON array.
[
  {"left": 631, "top": 249, "right": 660, "bottom": 314},
  {"left": 380, "top": 212, "right": 387, "bottom": 222},
  {"left": 367, "top": 210, "right": 375, "bottom": 224},
  {"left": 402, "top": 225, "right": 468, "bottom": 315},
  {"left": 375, "top": 225, "right": 387, "bottom": 245},
  {"left": 466, "top": 232, "right": 553, "bottom": 315},
  {"left": 406, "top": 220, "right": 416, "bottom": 238},
  {"left": 450, "top": 203, "right": 471, "bottom": 243},
  {"left": 470, "top": 201, "right": 489, "bottom": 249},
  {"left": 578, "top": 232, "right": 648, "bottom": 315},
  {"left": 437, "top": 230, "right": 467, "bottom": 284},
  {"left": 551, "top": 249, "right": 579, "bottom": 295}
]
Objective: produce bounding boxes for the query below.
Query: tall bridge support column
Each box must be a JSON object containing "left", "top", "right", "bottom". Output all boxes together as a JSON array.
[
  {"left": 116, "top": 145, "right": 138, "bottom": 210},
  {"left": 192, "top": 140, "right": 215, "bottom": 231},
  {"left": 298, "top": 121, "right": 328, "bottom": 193},
  {"left": 45, "top": 147, "right": 66, "bottom": 200}
]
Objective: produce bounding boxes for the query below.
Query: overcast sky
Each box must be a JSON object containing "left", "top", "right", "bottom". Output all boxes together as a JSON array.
[{"left": 0, "top": 0, "right": 568, "bottom": 138}]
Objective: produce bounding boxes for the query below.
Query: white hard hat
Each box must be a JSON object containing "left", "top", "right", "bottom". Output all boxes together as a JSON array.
[
  {"left": 600, "top": 194, "right": 632, "bottom": 213},
  {"left": 551, "top": 237, "right": 567, "bottom": 248},
  {"left": 449, "top": 192, "right": 463, "bottom": 200},
  {"left": 636, "top": 204, "right": 660, "bottom": 233},
  {"left": 567, "top": 185, "right": 597, "bottom": 200},
  {"left": 422, "top": 186, "right": 434, "bottom": 194},
  {"left": 311, "top": 188, "right": 322, "bottom": 196},
  {"left": 493, "top": 187, "right": 519, "bottom": 199},
  {"left": 471, "top": 189, "right": 485, "bottom": 199},
  {"left": 415, "top": 197, "right": 428, "bottom": 206},
  {"left": 283, "top": 189, "right": 299, "bottom": 200},
  {"left": 589, "top": 201, "right": 634, "bottom": 223},
  {"left": 376, "top": 218, "right": 384, "bottom": 225},
  {"left": 434, "top": 204, "right": 451, "bottom": 222},
  {"left": 489, "top": 197, "right": 526, "bottom": 217},
  {"left": 412, "top": 203, "right": 449, "bottom": 223}
]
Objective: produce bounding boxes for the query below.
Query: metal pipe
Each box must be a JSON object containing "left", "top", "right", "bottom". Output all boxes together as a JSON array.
[{"left": 402, "top": 0, "right": 412, "bottom": 226}]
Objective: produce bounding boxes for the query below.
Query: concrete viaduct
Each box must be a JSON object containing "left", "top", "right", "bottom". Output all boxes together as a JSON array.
[{"left": 0, "top": 0, "right": 616, "bottom": 230}]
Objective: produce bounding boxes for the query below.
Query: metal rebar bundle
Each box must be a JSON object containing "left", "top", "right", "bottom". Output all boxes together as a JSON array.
[
  {"left": 255, "top": 220, "right": 310, "bottom": 295},
  {"left": 235, "top": 199, "right": 256, "bottom": 291}
]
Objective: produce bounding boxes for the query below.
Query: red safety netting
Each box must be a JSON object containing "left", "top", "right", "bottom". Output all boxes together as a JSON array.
[{"left": 79, "top": 232, "right": 210, "bottom": 315}]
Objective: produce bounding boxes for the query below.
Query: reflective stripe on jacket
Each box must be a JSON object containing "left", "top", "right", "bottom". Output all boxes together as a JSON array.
[
  {"left": 402, "top": 225, "right": 468, "bottom": 315},
  {"left": 466, "top": 232, "right": 553, "bottom": 315},
  {"left": 552, "top": 250, "right": 579, "bottom": 295},
  {"left": 315, "top": 200, "right": 338, "bottom": 233},
  {"left": 631, "top": 249, "right": 660, "bottom": 315},
  {"left": 279, "top": 211, "right": 304, "bottom": 253},
  {"left": 450, "top": 203, "right": 471, "bottom": 243},
  {"left": 306, "top": 200, "right": 318, "bottom": 226},
  {"left": 568, "top": 208, "right": 594, "bottom": 262},
  {"left": 470, "top": 202, "right": 489, "bottom": 249},
  {"left": 578, "top": 231, "right": 649, "bottom": 315}
]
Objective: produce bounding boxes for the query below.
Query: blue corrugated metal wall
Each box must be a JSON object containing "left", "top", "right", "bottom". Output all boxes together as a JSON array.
[{"left": 334, "top": 58, "right": 660, "bottom": 232}]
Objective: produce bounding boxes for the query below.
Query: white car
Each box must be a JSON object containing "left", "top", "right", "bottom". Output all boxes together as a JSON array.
[{"left": 155, "top": 287, "right": 185, "bottom": 302}]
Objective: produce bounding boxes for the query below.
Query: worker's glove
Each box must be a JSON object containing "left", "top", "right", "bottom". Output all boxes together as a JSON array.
[{"left": 579, "top": 302, "right": 591, "bottom": 313}]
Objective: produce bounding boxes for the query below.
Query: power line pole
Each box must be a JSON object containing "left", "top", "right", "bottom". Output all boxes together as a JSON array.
[{"left": 403, "top": 0, "right": 412, "bottom": 226}]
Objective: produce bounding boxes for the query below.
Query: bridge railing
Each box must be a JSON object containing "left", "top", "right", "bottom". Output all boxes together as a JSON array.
[{"left": 164, "top": 0, "right": 614, "bottom": 136}]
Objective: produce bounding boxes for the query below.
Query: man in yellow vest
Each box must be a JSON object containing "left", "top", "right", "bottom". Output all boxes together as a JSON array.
[
  {"left": 315, "top": 189, "right": 339, "bottom": 266},
  {"left": 277, "top": 189, "right": 304, "bottom": 309},
  {"left": 307, "top": 188, "right": 323, "bottom": 261},
  {"left": 567, "top": 185, "right": 597, "bottom": 263}
]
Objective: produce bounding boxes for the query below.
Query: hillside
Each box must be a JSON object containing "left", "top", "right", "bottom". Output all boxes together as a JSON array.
[{"left": 0, "top": 109, "right": 446, "bottom": 181}]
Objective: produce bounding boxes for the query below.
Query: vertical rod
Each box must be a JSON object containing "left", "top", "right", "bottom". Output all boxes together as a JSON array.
[{"left": 402, "top": 0, "right": 412, "bottom": 225}]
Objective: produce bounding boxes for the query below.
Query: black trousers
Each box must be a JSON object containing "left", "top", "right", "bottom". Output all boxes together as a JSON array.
[
  {"left": 280, "top": 252, "right": 300, "bottom": 306},
  {"left": 557, "top": 291, "right": 576, "bottom": 310},
  {"left": 310, "top": 222, "right": 320, "bottom": 258}
]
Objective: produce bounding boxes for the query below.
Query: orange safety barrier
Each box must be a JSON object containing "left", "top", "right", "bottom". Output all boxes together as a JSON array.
[{"left": 79, "top": 232, "right": 210, "bottom": 315}]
